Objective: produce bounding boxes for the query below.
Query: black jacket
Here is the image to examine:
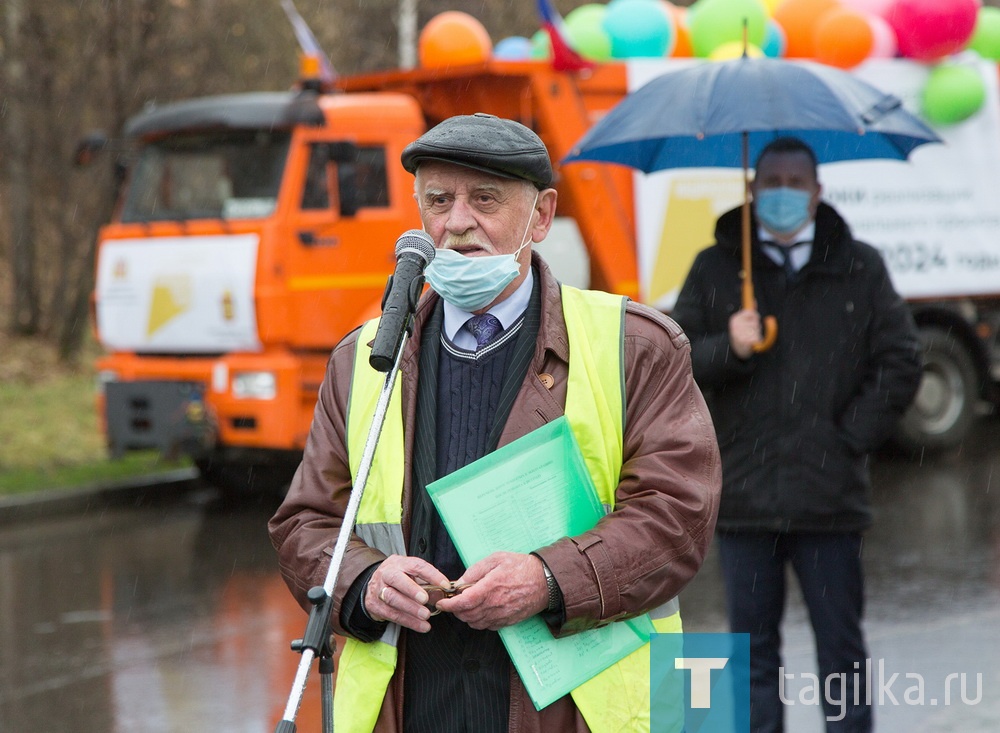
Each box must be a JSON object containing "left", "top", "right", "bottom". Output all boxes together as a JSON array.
[{"left": 672, "top": 202, "right": 921, "bottom": 532}]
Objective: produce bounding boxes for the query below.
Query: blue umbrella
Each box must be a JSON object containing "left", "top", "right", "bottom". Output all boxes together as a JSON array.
[
  {"left": 563, "top": 56, "right": 941, "bottom": 351},
  {"left": 564, "top": 57, "right": 941, "bottom": 171}
]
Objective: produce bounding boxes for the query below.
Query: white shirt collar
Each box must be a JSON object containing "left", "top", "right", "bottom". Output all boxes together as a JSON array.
[
  {"left": 441, "top": 267, "right": 534, "bottom": 348},
  {"left": 757, "top": 220, "right": 815, "bottom": 245},
  {"left": 758, "top": 221, "right": 815, "bottom": 271}
]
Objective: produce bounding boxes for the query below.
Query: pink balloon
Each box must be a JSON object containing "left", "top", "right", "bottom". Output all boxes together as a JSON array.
[
  {"left": 887, "top": 0, "right": 981, "bottom": 61},
  {"left": 841, "top": 0, "right": 895, "bottom": 19},
  {"left": 868, "top": 14, "right": 898, "bottom": 58}
]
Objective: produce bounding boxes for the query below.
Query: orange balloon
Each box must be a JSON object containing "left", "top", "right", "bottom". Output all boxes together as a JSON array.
[
  {"left": 419, "top": 11, "right": 492, "bottom": 68},
  {"left": 773, "top": 0, "right": 840, "bottom": 58},
  {"left": 814, "top": 8, "right": 874, "bottom": 68},
  {"left": 664, "top": 3, "right": 693, "bottom": 57}
]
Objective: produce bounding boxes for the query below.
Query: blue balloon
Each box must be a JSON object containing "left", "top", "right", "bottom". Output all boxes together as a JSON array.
[
  {"left": 603, "top": 0, "right": 674, "bottom": 58},
  {"left": 761, "top": 19, "right": 786, "bottom": 59},
  {"left": 494, "top": 35, "right": 534, "bottom": 61}
]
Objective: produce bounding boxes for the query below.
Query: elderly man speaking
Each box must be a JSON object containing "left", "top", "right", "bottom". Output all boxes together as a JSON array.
[{"left": 269, "top": 113, "right": 721, "bottom": 733}]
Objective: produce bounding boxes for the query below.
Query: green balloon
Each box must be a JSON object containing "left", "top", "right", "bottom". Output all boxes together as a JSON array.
[
  {"left": 968, "top": 7, "right": 1000, "bottom": 61},
  {"left": 565, "top": 4, "right": 613, "bottom": 62},
  {"left": 922, "top": 65, "right": 986, "bottom": 126},
  {"left": 531, "top": 28, "right": 552, "bottom": 60},
  {"left": 688, "top": 0, "right": 768, "bottom": 58}
]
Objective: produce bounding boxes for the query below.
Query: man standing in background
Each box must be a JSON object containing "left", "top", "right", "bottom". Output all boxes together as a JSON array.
[{"left": 672, "top": 137, "right": 922, "bottom": 733}]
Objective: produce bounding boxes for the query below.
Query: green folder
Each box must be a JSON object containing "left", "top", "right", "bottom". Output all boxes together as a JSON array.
[{"left": 426, "top": 416, "right": 655, "bottom": 709}]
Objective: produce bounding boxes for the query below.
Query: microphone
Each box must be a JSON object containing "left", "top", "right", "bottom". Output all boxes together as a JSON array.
[{"left": 369, "top": 229, "right": 436, "bottom": 372}]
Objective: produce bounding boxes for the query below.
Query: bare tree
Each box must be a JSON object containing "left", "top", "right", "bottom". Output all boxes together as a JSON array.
[
  {"left": 53, "top": 3, "right": 134, "bottom": 360},
  {"left": 0, "top": 0, "right": 300, "bottom": 360},
  {"left": 2, "top": 0, "right": 39, "bottom": 336}
]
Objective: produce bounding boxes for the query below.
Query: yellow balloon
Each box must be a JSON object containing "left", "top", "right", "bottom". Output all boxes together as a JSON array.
[
  {"left": 761, "top": 0, "right": 783, "bottom": 14},
  {"left": 709, "top": 41, "right": 765, "bottom": 60}
]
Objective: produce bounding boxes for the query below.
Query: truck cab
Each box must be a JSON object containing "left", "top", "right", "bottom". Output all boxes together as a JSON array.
[{"left": 94, "top": 87, "right": 425, "bottom": 492}]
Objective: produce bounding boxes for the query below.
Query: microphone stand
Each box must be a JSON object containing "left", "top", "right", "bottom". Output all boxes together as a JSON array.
[{"left": 274, "top": 330, "right": 410, "bottom": 733}]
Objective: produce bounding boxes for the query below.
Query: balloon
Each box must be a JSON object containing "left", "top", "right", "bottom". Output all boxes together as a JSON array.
[
  {"left": 840, "top": 0, "right": 895, "bottom": 19},
  {"left": 494, "top": 36, "right": 533, "bottom": 61},
  {"left": 760, "top": 0, "right": 783, "bottom": 14},
  {"left": 814, "top": 8, "right": 875, "bottom": 68},
  {"left": 530, "top": 29, "right": 551, "bottom": 59},
  {"left": 665, "top": 3, "right": 694, "bottom": 57},
  {"left": 709, "top": 41, "right": 765, "bottom": 59},
  {"left": 565, "top": 4, "right": 613, "bottom": 61},
  {"left": 688, "top": 0, "right": 769, "bottom": 58},
  {"left": 604, "top": 0, "right": 675, "bottom": 58},
  {"left": 887, "top": 0, "right": 980, "bottom": 61},
  {"left": 761, "top": 18, "right": 787, "bottom": 57},
  {"left": 419, "top": 11, "right": 492, "bottom": 68},
  {"left": 968, "top": 6, "right": 1000, "bottom": 60},
  {"left": 922, "top": 63, "right": 986, "bottom": 125},
  {"left": 868, "top": 14, "right": 898, "bottom": 58},
  {"left": 773, "top": 0, "right": 841, "bottom": 58}
]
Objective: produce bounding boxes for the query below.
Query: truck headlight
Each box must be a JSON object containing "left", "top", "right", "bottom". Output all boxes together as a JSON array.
[{"left": 232, "top": 371, "right": 277, "bottom": 400}]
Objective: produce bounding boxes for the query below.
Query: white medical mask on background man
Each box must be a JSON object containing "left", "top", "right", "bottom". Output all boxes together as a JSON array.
[
  {"left": 755, "top": 187, "right": 813, "bottom": 236},
  {"left": 424, "top": 192, "right": 538, "bottom": 312}
]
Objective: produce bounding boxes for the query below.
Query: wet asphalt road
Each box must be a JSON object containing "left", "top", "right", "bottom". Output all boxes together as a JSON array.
[{"left": 1, "top": 420, "right": 998, "bottom": 732}]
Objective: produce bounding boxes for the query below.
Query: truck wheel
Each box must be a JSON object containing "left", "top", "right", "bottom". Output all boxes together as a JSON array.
[
  {"left": 195, "top": 458, "right": 296, "bottom": 498},
  {"left": 895, "top": 327, "right": 979, "bottom": 452}
]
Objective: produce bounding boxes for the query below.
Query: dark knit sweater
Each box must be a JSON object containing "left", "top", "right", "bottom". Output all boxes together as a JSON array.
[
  {"left": 339, "top": 274, "right": 542, "bottom": 733},
  {"left": 429, "top": 323, "right": 520, "bottom": 577},
  {"left": 403, "top": 323, "right": 522, "bottom": 733}
]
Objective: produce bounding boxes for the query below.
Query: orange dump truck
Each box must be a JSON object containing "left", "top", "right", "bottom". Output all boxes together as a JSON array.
[
  {"left": 90, "top": 61, "right": 636, "bottom": 493},
  {"left": 90, "top": 58, "right": 1000, "bottom": 492}
]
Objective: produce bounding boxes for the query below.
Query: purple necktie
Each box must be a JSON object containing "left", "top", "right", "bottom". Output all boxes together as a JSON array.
[{"left": 465, "top": 313, "right": 503, "bottom": 350}]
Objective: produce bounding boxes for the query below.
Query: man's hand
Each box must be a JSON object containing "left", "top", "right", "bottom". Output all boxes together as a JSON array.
[
  {"left": 365, "top": 555, "right": 451, "bottom": 633},
  {"left": 729, "top": 308, "right": 762, "bottom": 360},
  {"left": 434, "top": 552, "right": 549, "bottom": 630}
]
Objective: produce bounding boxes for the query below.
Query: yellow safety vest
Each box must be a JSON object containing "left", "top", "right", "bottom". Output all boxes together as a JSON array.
[{"left": 338, "top": 285, "right": 681, "bottom": 733}]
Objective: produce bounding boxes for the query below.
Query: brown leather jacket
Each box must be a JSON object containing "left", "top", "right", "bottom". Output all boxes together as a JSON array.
[{"left": 268, "top": 254, "right": 721, "bottom": 732}]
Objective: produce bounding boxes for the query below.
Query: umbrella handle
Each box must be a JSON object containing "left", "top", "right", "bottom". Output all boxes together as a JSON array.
[
  {"left": 753, "top": 316, "right": 778, "bottom": 353},
  {"left": 741, "top": 277, "right": 779, "bottom": 353},
  {"left": 740, "top": 132, "right": 777, "bottom": 354}
]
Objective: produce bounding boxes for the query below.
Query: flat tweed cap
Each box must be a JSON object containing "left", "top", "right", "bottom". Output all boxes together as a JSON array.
[{"left": 401, "top": 113, "right": 553, "bottom": 189}]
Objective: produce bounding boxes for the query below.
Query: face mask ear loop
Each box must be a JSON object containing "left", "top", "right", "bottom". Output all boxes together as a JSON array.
[{"left": 514, "top": 191, "right": 540, "bottom": 260}]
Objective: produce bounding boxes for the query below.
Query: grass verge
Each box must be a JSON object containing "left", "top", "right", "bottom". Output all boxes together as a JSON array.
[{"left": 0, "top": 335, "right": 190, "bottom": 496}]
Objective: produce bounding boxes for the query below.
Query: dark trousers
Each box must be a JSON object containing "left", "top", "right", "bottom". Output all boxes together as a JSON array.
[{"left": 717, "top": 531, "right": 873, "bottom": 733}]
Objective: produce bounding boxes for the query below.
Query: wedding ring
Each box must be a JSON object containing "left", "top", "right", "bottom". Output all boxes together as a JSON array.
[{"left": 379, "top": 587, "right": 389, "bottom": 604}]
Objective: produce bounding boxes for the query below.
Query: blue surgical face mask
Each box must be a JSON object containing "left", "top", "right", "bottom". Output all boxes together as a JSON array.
[
  {"left": 424, "top": 192, "right": 537, "bottom": 312},
  {"left": 755, "top": 187, "right": 813, "bottom": 236}
]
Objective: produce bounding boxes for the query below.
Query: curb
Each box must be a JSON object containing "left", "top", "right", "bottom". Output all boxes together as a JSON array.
[{"left": 0, "top": 468, "right": 202, "bottom": 526}]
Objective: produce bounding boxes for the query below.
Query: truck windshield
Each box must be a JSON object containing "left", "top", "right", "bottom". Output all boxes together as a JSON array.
[{"left": 120, "top": 130, "right": 291, "bottom": 223}]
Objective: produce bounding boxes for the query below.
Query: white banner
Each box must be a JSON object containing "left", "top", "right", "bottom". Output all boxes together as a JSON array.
[
  {"left": 823, "top": 60, "right": 1000, "bottom": 300},
  {"left": 96, "top": 234, "right": 261, "bottom": 353},
  {"left": 626, "top": 58, "right": 1000, "bottom": 309}
]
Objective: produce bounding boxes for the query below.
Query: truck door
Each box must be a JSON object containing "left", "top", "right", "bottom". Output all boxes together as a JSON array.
[{"left": 276, "top": 140, "right": 402, "bottom": 349}]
